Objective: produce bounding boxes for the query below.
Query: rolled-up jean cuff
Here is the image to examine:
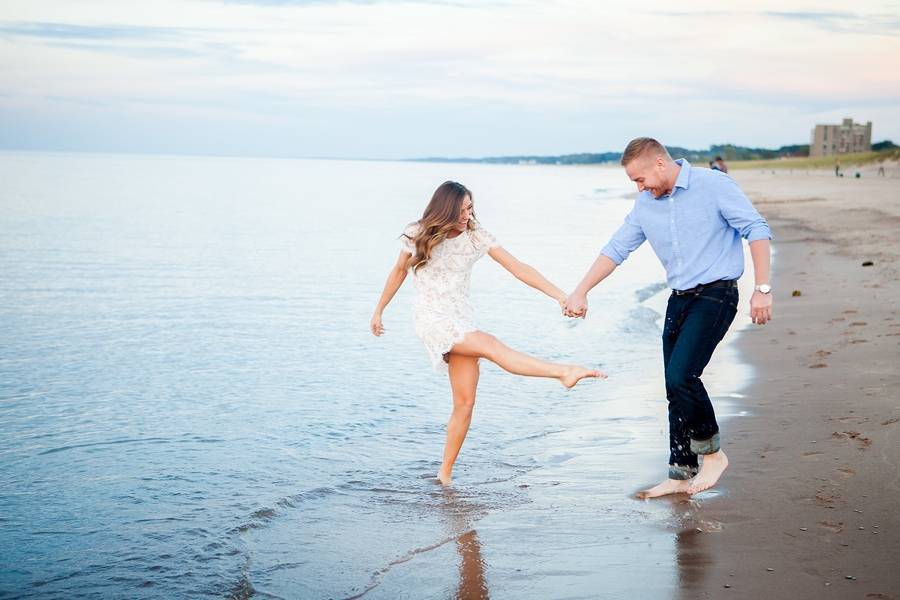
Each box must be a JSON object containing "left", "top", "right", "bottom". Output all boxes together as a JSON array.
[
  {"left": 690, "top": 433, "right": 721, "bottom": 455},
  {"left": 668, "top": 464, "right": 698, "bottom": 480}
]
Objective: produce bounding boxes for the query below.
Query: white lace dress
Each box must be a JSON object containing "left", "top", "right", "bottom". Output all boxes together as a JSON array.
[{"left": 400, "top": 222, "right": 500, "bottom": 372}]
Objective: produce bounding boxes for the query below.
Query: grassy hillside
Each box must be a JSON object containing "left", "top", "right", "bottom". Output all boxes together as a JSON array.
[{"left": 728, "top": 148, "right": 900, "bottom": 170}]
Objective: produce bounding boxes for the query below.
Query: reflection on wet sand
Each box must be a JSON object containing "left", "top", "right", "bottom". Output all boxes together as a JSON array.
[
  {"left": 455, "top": 528, "right": 490, "bottom": 600},
  {"left": 665, "top": 494, "right": 723, "bottom": 599},
  {"left": 676, "top": 526, "right": 712, "bottom": 594},
  {"left": 441, "top": 487, "right": 490, "bottom": 600}
]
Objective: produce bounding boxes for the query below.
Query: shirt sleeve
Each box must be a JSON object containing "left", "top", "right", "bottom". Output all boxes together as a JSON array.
[
  {"left": 716, "top": 177, "right": 773, "bottom": 242},
  {"left": 600, "top": 207, "right": 646, "bottom": 265},
  {"left": 471, "top": 226, "right": 500, "bottom": 254},
  {"left": 399, "top": 222, "right": 419, "bottom": 255}
]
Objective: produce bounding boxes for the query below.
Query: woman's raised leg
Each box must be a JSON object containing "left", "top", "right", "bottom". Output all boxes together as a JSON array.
[
  {"left": 449, "top": 330, "right": 605, "bottom": 389},
  {"left": 438, "top": 354, "right": 480, "bottom": 485}
]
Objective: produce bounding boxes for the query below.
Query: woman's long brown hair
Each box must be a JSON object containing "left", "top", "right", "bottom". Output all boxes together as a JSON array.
[{"left": 403, "top": 181, "right": 476, "bottom": 272}]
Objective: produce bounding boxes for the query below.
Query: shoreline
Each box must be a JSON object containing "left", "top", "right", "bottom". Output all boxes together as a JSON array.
[{"left": 673, "top": 170, "right": 900, "bottom": 597}]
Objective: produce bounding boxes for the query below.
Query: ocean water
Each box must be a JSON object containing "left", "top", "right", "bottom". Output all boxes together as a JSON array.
[{"left": 0, "top": 152, "right": 751, "bottom": 599}]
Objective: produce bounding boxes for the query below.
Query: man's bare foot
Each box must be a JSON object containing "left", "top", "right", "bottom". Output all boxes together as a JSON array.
[
  {"left": 436, "top": 469, "right": 452, "bottom": 485},
  {"left": 635, "top": 478, "right": 692, "bottom": 499},
  {"left": 687, "top": 450, "right": 728, "bottom": 495},
  {"left": 560, "top": 366, "right": 607, "bottom": 389}
]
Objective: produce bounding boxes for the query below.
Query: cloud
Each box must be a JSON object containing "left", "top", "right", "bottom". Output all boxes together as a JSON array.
[
  {"left": 0, "top": 21, "right": 183, "bottom": 40},
  {"left": 766, "top": 9, "right": 900, "bottom": 35},
  {"left": 222, "top": 0, "right": 517, "bottom": 5},
  {"left": 0, "top": 20, "right": 247, "bottom": 63},
  {"left": 44, "top": 41, "right": 205, "bottom": 60},
  {"left": 0, "top": 0, "right": 897, "bottom": 157}
]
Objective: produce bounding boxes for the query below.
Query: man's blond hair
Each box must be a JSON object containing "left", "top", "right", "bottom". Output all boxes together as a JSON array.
[{"left": 620, "top": 137, "right": 670, "bottom": 166}]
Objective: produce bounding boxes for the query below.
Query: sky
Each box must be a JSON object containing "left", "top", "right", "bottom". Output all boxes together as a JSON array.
[{"left": 1, "top": 0, "right": 898, "bottom": 159}]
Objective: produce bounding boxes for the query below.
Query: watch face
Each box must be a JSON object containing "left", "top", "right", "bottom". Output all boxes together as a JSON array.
[{"left": 758, "top": 284, "right": 771, "bottom": 294}]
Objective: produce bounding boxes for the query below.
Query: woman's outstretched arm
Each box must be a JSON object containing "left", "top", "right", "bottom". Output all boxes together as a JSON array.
[
  {"left": 487, "top": 246, "right": 567, "bottom": 309},
  {"left": 371, "top": 251, "right": 410, "bottom": 336}
]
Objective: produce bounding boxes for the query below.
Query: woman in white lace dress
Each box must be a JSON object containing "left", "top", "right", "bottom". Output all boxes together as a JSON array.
[{"left": 371, "top": 181, "right": 605, "bottom": 485}]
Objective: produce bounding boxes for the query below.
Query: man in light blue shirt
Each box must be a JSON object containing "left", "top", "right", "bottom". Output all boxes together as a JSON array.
[{"left": 564, "top": 137, "right": 773, "bottom": 499}]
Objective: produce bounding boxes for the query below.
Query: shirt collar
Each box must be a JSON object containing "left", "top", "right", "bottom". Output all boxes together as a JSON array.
[
  {"left": 644, "top": 158, "right": 691, "bottom": 201},
  {"left": 672, "top": 158, "right": 691, "bottom": 191},
  {"left": 645, "top": 158, "right": 691, "bottom": 201}
]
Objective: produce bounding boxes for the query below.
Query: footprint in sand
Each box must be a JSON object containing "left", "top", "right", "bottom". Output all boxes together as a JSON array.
[
  {"left": 832, "top": 430, "right": 872, "bottom": 450},
  {"left": 818, "top": 520, "right": 844, "bottom": 533},
  {"left": 843, "top": 310, "right": 859, "bottom": 314},
  {"left": 882, "top": 417, "right": 899, "bottom": 426},
  {"left": 829, "top": 415, "right": 868, "bottom": 424},
  {"left": 836, "top": 466, "right": 856, "bottom": 477},
  {"left": 809, "top": 363, "right": 828, "bottom": 369},
  {"left": 815, "top": 490, "right": 840, "bottom": 508},
  {"left": 849, "top": 339, "right": 868, "bottom": 344},
  {"left": 849, "top": 321, "right": 867, "bottom": 326}
]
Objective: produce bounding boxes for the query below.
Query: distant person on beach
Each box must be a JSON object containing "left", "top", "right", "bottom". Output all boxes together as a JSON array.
[
  {"left": 835, "top": 159, "right": 841, "bottom": 177},
  {"left": 371, "top": 181, "right": 605, "bottom": 485},
  {"left": 714, "top": 156, "right": 728, "bottom": 173},
  {"left": 564, "top": 138, "right": 772, "bottom": 498},
  {"left": 877, "top": 162, "right": 885, "bottom": 176}
]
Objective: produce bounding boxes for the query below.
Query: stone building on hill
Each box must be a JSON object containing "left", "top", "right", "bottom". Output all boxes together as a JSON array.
[{"left": 810, "top": 118, "right": 872, "bottom": 157}]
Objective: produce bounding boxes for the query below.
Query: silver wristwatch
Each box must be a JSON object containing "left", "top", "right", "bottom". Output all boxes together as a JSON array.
[{"left": 754, "top": 283, "right": 772, "bottom": 294}]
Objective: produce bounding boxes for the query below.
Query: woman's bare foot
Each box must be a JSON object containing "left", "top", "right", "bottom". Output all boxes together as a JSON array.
[
  {"left": 635, "top": 478, "right": 692, "bottom": 499},
  {"left": 687, "top": 450, "right": 728, "bottom": 495},
  {"left": 437, "top": 468, "right": 452, "bottom": 485},
  {"left": 560, "top": 366, "right": 606, "bottom": 389}
]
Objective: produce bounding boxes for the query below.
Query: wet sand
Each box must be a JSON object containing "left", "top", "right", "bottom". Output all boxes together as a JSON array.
[{"left": 675, "top": 165, "right": 900, "bottom": 598}]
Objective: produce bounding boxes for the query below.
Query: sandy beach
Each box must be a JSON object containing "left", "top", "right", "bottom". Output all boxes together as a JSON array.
[{"left": 672, "top": 164, "right": 900, "bottom": 598}]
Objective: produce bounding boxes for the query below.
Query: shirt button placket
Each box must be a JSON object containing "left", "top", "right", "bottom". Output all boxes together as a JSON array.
[{"left": 670, "top": 194, "right": 684, "bottom": 287}]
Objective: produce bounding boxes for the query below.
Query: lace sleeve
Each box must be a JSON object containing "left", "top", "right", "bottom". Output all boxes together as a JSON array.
[
  {"left": 471, "top": 226, "right": 500, "bottom": 255},
  {"left": 399, "top": 222, "right": 419, "bottom": 255}
]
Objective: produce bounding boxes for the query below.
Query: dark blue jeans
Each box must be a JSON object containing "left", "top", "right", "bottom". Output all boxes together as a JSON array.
[{"left": 662, "top": 284, "right": 738, "bottom": 480}]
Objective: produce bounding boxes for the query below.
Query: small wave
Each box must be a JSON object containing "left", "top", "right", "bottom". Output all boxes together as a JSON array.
[
  {"left": 231, "top": 486, "right": 339, "bottom": 533},
  {"left": 342, "top": 534, "right": 460, "bottom": 600},
  {"left": 622, "top": 305, "right": 663, "bottom": 334},
  {"left": 509, "top": 429, "right": 565, "bottom": 443},
  {"left": 37, "top": 436, "right": 172, "bottom": 456},
  {"left": 132, "top": 516, "right": 191, "bottom": 524},
  {"left": 635, "top": 281, "right": 668, "bottom": 302},
  {"left": 226, "top": 571, "right": 256, "bottom": 600},
  {"left": 249, "top": 508, "right": 276, "bottom": 520},
  {"left": 36, "top": 433, "right": 223, "bottom": 456}
]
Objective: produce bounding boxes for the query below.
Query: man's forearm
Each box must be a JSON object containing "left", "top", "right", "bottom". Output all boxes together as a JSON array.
[
  {"left": 749, "top": 240, "right": 771, "bottom": 285},
  {"left": 573, "top": 254, "right": 618, "bottom": 296}
]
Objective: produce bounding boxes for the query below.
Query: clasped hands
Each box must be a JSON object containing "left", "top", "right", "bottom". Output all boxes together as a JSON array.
[{"left": 559, "top": 293, "right": 588, "bottom": 319}]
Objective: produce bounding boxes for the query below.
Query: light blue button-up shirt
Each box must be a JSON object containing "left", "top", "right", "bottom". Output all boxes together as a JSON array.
[{"left": 600, "top": 159, "right": 772, "bottom": 291}]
